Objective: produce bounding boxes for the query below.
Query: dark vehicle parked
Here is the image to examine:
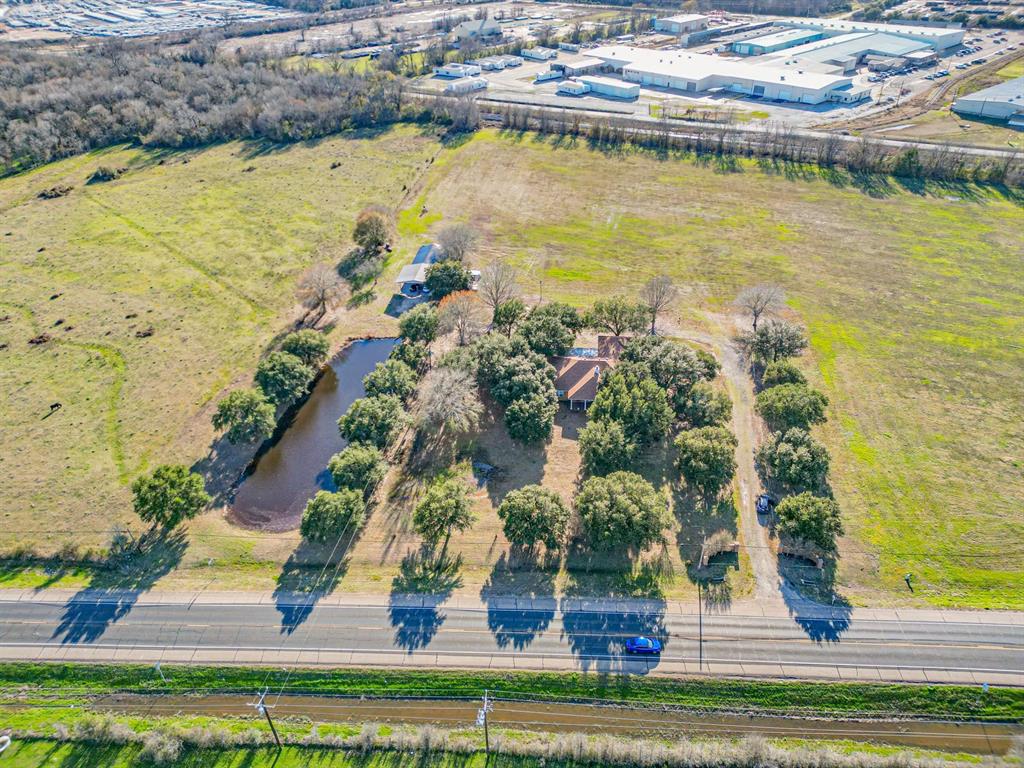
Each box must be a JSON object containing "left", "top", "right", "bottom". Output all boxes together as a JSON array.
[{"left": 756, "top": 493, "right": 777, "bottom": 515}]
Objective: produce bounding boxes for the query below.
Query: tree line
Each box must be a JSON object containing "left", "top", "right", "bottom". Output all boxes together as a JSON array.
[
  {"left": 0, "top": 41, "right": 409, "bottom": 176},
  {"left": 462, "top": 98, "right": 1024, "bottom": 187},
  {"left": 733, "top": 286, "right": 843, "bottom": 556}
]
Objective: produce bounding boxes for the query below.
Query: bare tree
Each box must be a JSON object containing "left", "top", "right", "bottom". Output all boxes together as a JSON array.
[
  {"left": 639, "top": 275, "right": 678, "bottom": 335},
  {"left": 734, "top": 284, "right": 785, "bottom": 333},
  {"left": 437, "top": 223, "right": 478, "bottom": 263},
  {"left": 448, "top": 96, "right": 480, "bottom": 133},
  {"left": 438, "top": 291, "right": 487, "bottom": 346},
  {"left": 417, "top": 367, "right": 482, "bottom": 436},
  {"left": 296, "top": 263, "right": 347, "bottom": 325},
  {"left": 477, "top": 259, "right": 519, "bottom": 312}
]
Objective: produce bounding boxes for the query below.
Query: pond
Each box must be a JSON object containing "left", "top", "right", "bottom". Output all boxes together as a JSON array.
[{"left": 230, "top": 338, "right": 398, "bottom": 532}]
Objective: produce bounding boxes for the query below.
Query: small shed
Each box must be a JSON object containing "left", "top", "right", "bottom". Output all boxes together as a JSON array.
[{"left": 395, "top": 263, "right": 430, "bottom": 296}]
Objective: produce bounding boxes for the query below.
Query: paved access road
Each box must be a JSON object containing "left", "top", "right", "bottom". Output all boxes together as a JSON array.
[{"left": 0, "top": 592, "right": 1021, "bottom": 684}]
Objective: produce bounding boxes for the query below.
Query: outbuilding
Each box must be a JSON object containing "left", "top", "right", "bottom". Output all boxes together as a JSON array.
[
  {"left": 451, "top": 17, "right": 501, "bottom": 43},
  {"left": 557, "top": 78, "right": 590, "bottom": 96},
  {"left": 395, "top": 243, "right": 442, "bottom": 296},
  {"left": 445, "top": 76, "right": 488, "bottom": 95},
  {"left": 653, "top": 13, "right": 709, "bottom": 36},
  {"left": 395, "top": 263, "right": 430, "bottom": 297},
  {"left": 521, "top": 46, "right": 558, "bottom": 61},
  {"left": 577, "top": 75, "right": 641, "bottom": 100},
  {"left": 953, "top": 76, "right": 1024, "bottom": 122},
  {"left": 434, "top": 62, "right": 482, "bottom": 78}
]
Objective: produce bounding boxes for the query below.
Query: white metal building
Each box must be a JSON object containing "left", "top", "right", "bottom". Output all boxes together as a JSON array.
[
  {"left": 732, "top": 28, "right": 824, "bottom": 56},
  {"left": 451, "top": 17, "right": 501, "bottom": 43},
  {"left": 521, "top": 46, "right": 558, "bottom": 61},
  {"left": 445, "top": 77, "right": 489, "bottom": 95},
  {"left": 589, "top": 46, "right": 865, "bottom": 104},
  {"left": 553, "top": 57, "right": 604, "bottom": 77},
  {"left": 653, "top": 14, "right": 709, "bottom": 35},
  {"left": 952, "top": 76, "right": 1024, "bottom": 122},
  {"left": 468, "top": 56, "right": 506, "bottom": 71},
  {"left": 557, "top": 78, "right": 590, "bottom": 96},
  {"left": 779, "top": 18, "right": 964, "bottom": 51},
  {"left": 434, "top": 62, "right": 482, "bottom": 78},
  {"left": 760, "top": 32, "right": 933, "bottom": 74},
  {"left": 577, "top": 75, "right": 641, "bottom": 99}
]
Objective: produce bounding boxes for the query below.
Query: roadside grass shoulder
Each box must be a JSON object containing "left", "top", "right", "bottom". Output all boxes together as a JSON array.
[{"left": 2, "top": 664, "right": 1021, "bottom": 721}]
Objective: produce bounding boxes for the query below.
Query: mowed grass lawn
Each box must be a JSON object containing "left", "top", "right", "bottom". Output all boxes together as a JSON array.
[
  {"left": 0, "top": 126, "right": 439, "bottom": 556},
  {"left": 412, "top": 131, "right": 1023, "bottom": 608}
]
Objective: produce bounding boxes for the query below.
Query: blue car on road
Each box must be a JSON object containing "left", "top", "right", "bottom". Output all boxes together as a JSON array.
[{"left": 624, "top": 636, "right": 662, "bottom": 655}]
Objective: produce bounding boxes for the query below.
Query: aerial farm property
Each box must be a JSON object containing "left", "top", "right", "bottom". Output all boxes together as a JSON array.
[{"left": 0, "top": 0, "right": 1022, "bottom": 764}]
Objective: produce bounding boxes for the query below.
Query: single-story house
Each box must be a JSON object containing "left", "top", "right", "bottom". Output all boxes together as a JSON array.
[
  {"left": 549, "top": 335, "right": 630, "bottom": 410},
  {"left": 550, "top": 357, "right": 611, "bottom": 410}
]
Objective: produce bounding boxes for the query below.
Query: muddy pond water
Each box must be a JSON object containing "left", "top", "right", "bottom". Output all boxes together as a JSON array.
[{"left": 230, "top": 338, "right": 397, "bottom": 532}]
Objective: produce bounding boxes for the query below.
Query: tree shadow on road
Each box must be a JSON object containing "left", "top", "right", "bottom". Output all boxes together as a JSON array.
[
  {"left": 273, "top": 538, "right": 351, "bottom": 635},
  {"left": 388, "top": 548, "right": 463, "bottom": 653},
  {"left": 779, "top": 554, "right": 852, "bottom": 643},
  {"left": 559, "top": 558, "right": 667, "bottom": 676},
  {"left": 50, "top": 528, "right": 188, "bottom": 645},
  {"left": 480, "top": 548, "right": 557, "bottom": 651}
]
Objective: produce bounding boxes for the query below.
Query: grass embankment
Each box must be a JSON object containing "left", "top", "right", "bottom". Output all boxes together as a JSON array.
[{"left": 3, "top": 663, "right": 1021, "bottom": 721}]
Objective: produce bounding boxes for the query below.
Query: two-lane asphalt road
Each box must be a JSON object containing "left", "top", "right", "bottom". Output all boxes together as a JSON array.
[{"left": 1, "top": 594, "right": 1021, "bottom": 684}]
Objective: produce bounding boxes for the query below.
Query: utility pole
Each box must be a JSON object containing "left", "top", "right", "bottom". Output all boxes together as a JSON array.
[
  {"left": 476, "top": 689, "right": 493, "bottom": 757},
  {"left": 250, "top": 688, "right": 281, "bottom": 748}
]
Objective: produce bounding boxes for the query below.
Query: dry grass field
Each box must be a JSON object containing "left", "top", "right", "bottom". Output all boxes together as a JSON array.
[
  {"left": 1, "top": 126, "right": 1021, "bottom": 608},
  {"left": 0, "top": 125, "right": 439, "bottom": 560}
]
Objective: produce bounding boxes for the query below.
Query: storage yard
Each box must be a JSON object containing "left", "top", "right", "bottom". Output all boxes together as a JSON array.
[
  {"left": 4, "top": 0, "right": 1021, "bottom": 132},
  {"left": 410, "top": 8, "right": 1023, "bottom": 127},
  {"left": 0, "top": 0, "right": 298, "bottom": 38}
]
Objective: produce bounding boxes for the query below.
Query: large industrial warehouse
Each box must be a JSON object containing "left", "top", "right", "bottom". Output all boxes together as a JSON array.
[
  {"left": 952, "top": 76, "right": 1024, "bottom": 125},
  {"left": 780, "top": 18, "right": 964, "bottom": 51},
  {"left": 588, "top": 46, "right": 870, "bottom": 104},
  {"left": 758, "top": 32, "right": 937, "bottom": 74}
]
